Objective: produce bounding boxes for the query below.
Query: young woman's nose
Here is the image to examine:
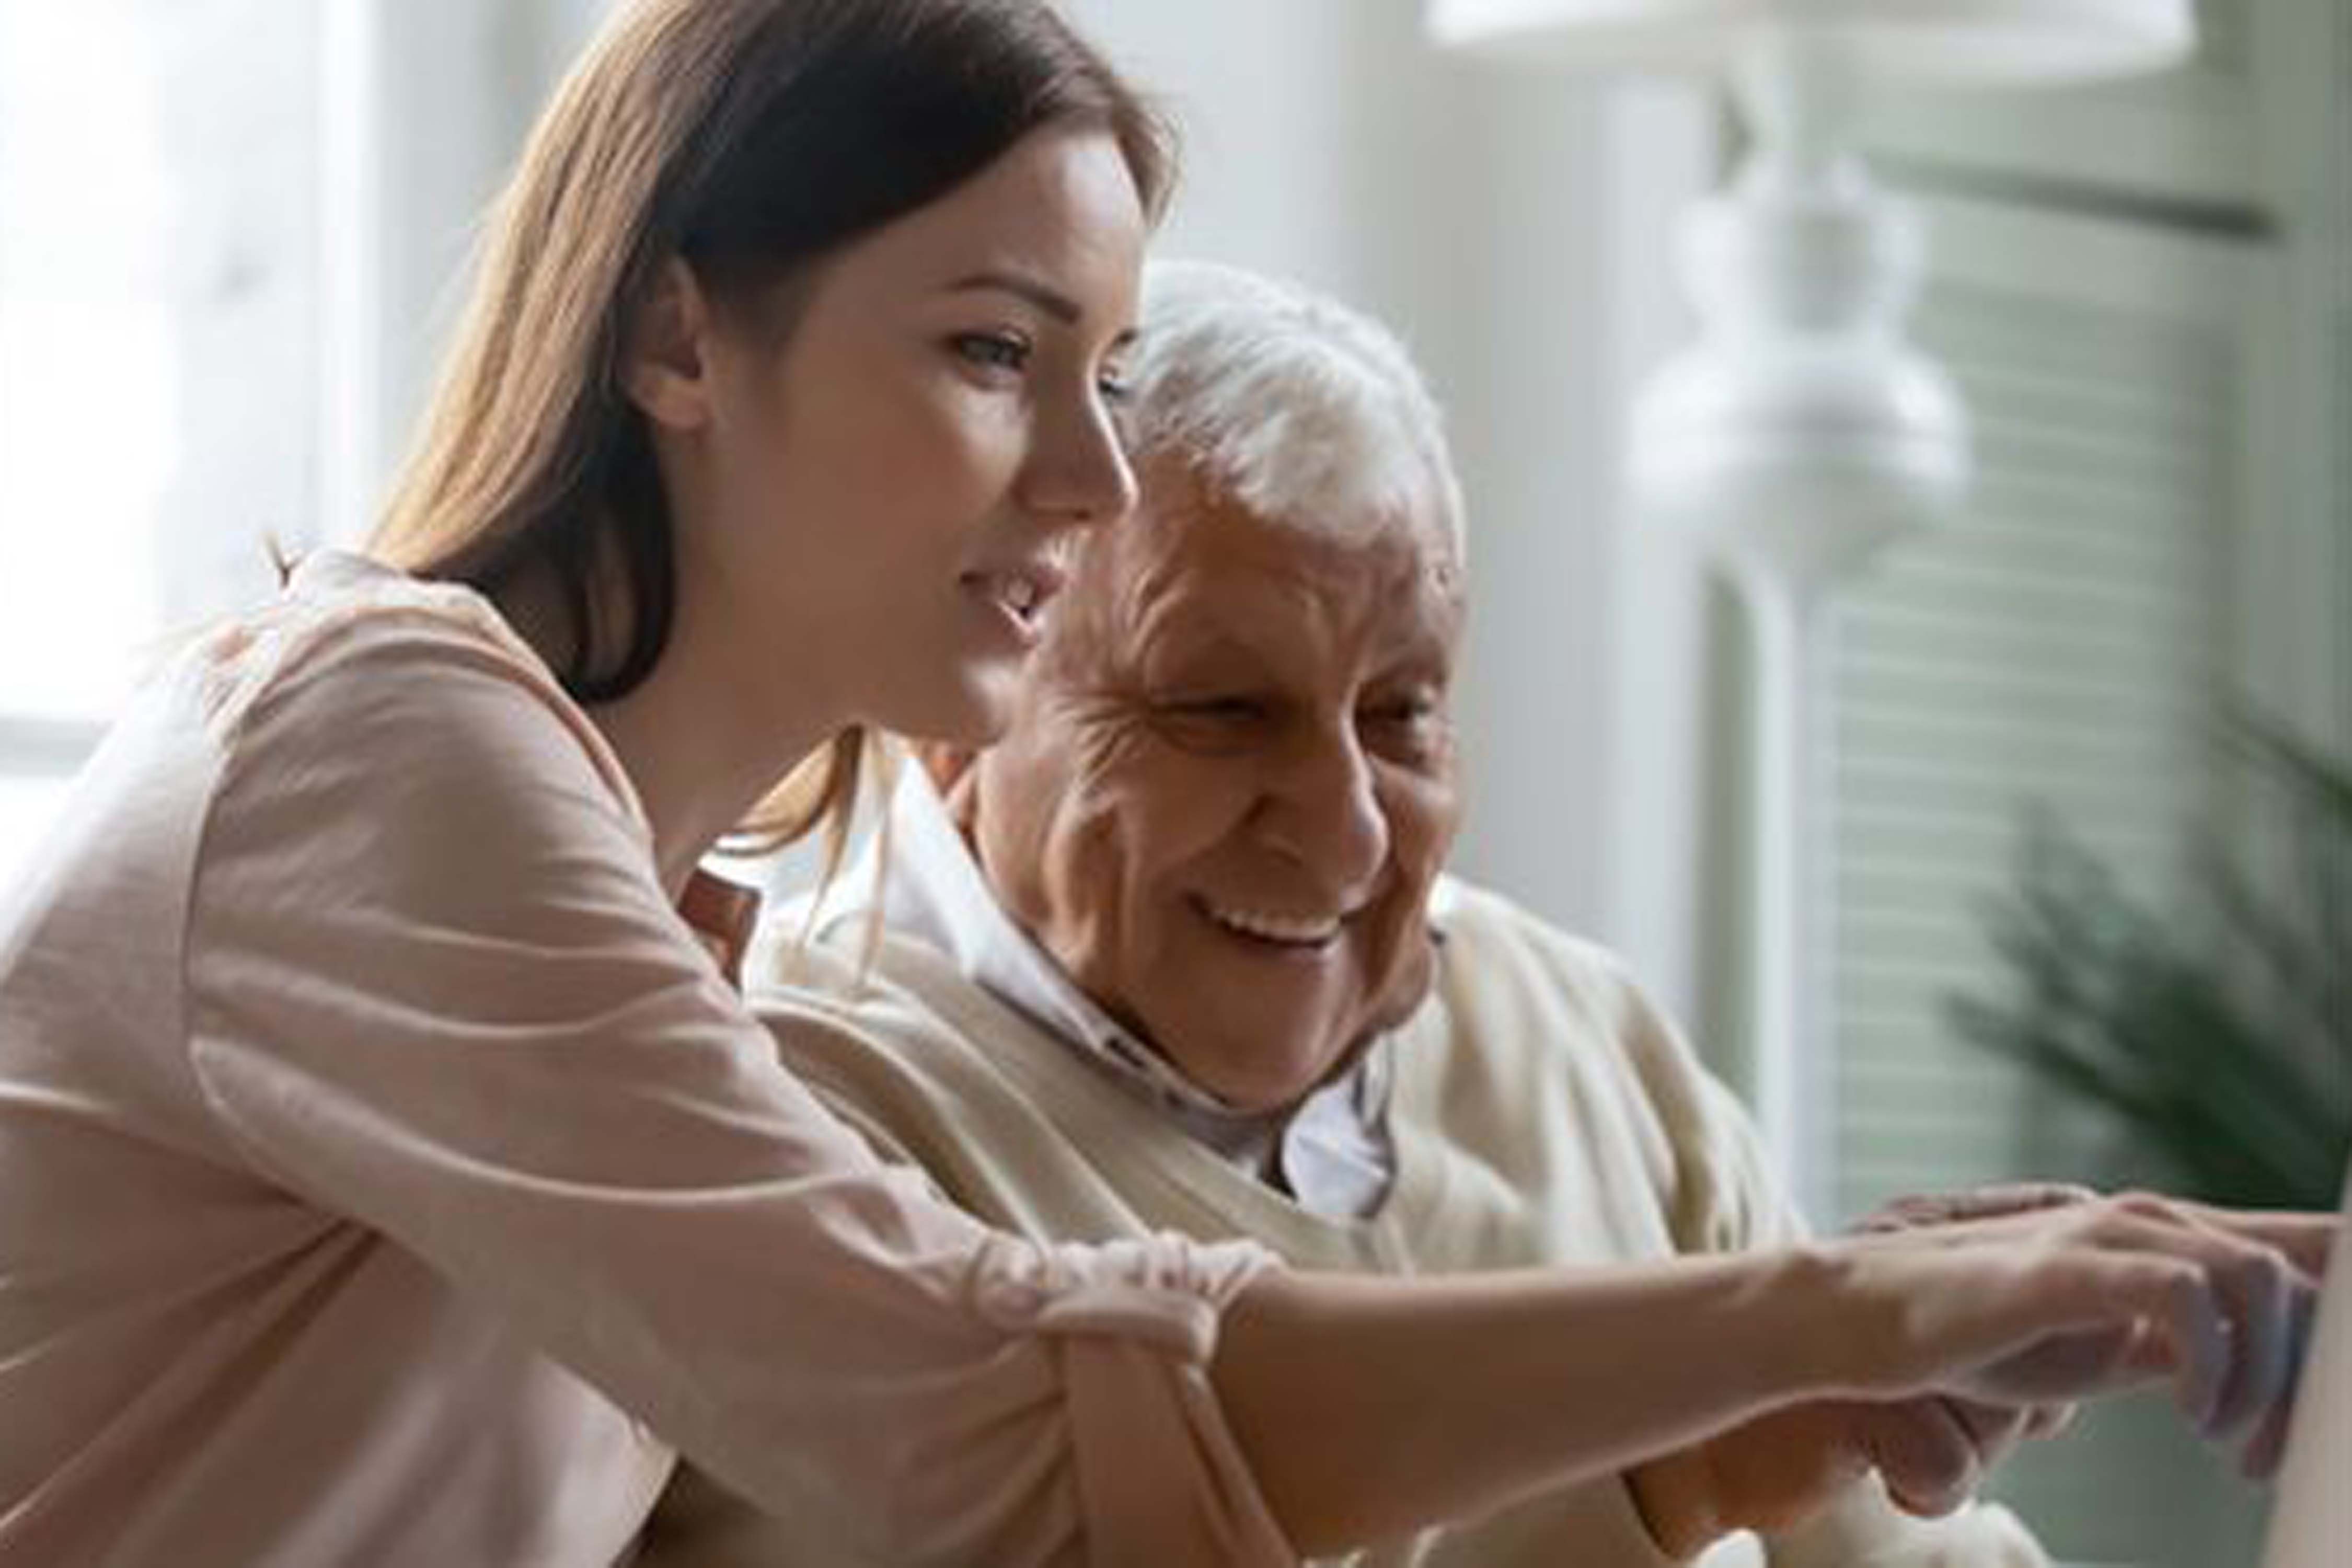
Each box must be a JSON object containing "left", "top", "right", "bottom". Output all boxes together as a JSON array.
[{"left": 1016, "top": 385, "right": 1137, "bottom": 529}]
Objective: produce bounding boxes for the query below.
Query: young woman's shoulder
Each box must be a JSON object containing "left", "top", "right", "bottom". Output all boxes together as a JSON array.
[
  {"left": 187, "top": 551, "right": 627, "bottom": 803},
  {"left": 178, "top": 549, "right": 666, "bottom": 1037}
]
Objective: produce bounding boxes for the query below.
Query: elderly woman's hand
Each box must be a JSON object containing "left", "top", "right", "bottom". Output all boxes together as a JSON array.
[{"left": 1626, "top": 1392, "right": 2071, "bottom": 1558}]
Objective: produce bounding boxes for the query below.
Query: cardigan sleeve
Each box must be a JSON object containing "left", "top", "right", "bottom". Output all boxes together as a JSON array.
[{"left": 180, "top": 613, "right": 1293, "bottom": 1567}]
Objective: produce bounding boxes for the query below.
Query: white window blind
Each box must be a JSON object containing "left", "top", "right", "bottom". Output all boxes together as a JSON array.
[
  {"left": 1819, "top": 198, "right": 2277, "bottom": 1568},
  {"left": 1816, "top": 2, "right": 2352, "bottom": 1558},
  {"left": 1829, "top": 202, "right": 2253, "bottom": 1224}
]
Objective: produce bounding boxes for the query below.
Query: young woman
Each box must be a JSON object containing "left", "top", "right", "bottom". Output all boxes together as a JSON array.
[{"left": 0, "top": 2, "right": 2320, "bottom": 1564}]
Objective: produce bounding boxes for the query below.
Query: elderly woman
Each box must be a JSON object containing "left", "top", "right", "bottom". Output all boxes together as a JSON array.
[{"left": 664, "top": 262, "right": 2201, "bottom": 1566}]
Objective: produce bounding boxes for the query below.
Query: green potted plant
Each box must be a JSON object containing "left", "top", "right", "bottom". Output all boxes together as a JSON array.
[{"left": 1949, "top": 713, "right": 2352, "bottom": 1210}]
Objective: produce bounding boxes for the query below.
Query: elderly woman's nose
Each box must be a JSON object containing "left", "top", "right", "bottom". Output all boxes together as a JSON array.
[{"left": 1263, "top": 725, "right": 1390, "bottom": 895}]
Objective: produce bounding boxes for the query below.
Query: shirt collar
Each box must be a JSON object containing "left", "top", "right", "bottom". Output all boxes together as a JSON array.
[
  {"left": 814, "top": 766, "right": 1397, "bottom": 1215},
  {"left": 859, "top": 766, "right": 1247, "bottom": 1119}
]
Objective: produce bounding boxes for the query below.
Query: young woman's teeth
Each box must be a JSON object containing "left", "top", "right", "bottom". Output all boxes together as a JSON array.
[
  {"left": 971, "top": 571, "right": 1041, "bottom": 619},
  {"left": 1206, "top": 904, "right": 1341, "bottom": 945}
]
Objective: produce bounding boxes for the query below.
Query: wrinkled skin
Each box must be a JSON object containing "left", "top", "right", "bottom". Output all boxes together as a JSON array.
[{"left": 951, "top": 455, "right": 1465, "bottom": 1113}]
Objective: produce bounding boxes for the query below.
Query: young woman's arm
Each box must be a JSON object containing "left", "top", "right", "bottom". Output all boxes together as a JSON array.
[{"left": 1213, "top": 1198, "right": 2311, "bottom": 1557}]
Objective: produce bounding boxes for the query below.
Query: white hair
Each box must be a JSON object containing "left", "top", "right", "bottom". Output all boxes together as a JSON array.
[{"left": 1125, "top": 259, "right": 1466, "bottom": 558}]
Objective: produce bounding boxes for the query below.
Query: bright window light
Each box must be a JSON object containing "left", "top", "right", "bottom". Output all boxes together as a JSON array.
[{"left": 0, "top": 0, "right": 321, "bottom": 887}]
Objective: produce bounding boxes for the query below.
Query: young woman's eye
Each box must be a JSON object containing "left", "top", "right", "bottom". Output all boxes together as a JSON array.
[
  {"left": 951, "top": 331, "right": 1031, "bottom": 375},
  {"left": 1096, "top": 365, "right": 1133, "bottom": 405}
]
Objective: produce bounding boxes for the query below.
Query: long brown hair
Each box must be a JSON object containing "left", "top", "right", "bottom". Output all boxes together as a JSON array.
[{"left": 372, "top": 0, "right": 1171, "bottom": 850}]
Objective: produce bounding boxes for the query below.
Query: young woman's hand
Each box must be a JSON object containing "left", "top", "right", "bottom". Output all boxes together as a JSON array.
[
  {"left": 1627, "top": 1185, "right": 2078, "bottom": 1557},
  {"left": 1848, "top": 1184, "right": 2333, "bottom": 1456},
  {"left": 1823, "top": 1191, "right": 2326, "bottom": 1467},
  {"left": 1845, "top": 1183, "right": 2093, "bottom": 1464},
  {"left": 1629, "top": 1186, "right": 2333, "bottom": 1559}
]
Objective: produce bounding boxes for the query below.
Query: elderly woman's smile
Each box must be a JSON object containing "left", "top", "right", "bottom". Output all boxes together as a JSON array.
[
  {"left": 959, "top": 454, "right": 1465, "bottom": 1113},
  {"left": 1192, "top": 896, "right": 1348, "bottom": 950}
]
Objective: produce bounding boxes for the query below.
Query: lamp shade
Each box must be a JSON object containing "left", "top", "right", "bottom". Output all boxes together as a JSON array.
[{"left": 1426, "top": 0, "right": 2195, "bottom": 84}]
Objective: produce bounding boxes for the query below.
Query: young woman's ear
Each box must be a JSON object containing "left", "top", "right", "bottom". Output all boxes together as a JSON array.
[{"left": 620, "top": 256, "right": 720, "bottom": 431}]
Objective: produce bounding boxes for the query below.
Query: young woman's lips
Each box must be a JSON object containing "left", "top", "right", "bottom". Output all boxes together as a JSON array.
[{"left": 961, "top": 561, "right": 1067, "bottom": 642}]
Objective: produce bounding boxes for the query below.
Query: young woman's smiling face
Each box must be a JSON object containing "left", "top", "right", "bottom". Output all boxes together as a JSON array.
[
  {"left": 646, "top": 123, "right": 1148, "bottom": 747},
  {"left": 963, "top": 457, "right": 1467, "bottom": 1112}
]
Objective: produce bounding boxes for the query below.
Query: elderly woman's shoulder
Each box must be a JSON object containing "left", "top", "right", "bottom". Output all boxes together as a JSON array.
[
  {"left": 1429, "top": 874, "right": 1646, "bottom": 1004},
  {"left": 742, "top": 923, "right": 1023, "bottom": 1089},
  {"left": 1427, "top": 874, "right": 1708, "bottom": 1082}
]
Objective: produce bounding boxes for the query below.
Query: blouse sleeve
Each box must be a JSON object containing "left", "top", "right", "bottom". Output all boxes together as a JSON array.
[{"left": 180, "top": 616, "right": 1294, "bottom": 1567}]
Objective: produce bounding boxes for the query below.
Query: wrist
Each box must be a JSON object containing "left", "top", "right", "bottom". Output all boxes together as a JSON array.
[{"left": 1753, "top": 1242, "right": 1871, "bottom": 1401}]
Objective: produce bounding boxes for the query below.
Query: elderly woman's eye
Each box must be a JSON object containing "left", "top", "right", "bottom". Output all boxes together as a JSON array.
[
  {"left": 1175, "top": 696, "right": 1262, "bottom": 721},
  {"left": 1369, "top": 697, "right": 1437, "bottom": 727},
  {"left": 1146, "top": 695, "right": 1269, "bottom": 756},
  {"left": 1366, "top": 697, "right": 1445, "bottom": 756}
]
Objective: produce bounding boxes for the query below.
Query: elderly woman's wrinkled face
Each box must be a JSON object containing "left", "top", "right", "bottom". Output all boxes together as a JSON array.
[{"left": 961, "top": 455, "right": 1465, "bottom": 1112}]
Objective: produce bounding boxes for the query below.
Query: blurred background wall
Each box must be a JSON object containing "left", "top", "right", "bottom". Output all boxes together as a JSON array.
[{"left": 0, "top": 3, "right": 2343, "bottom": 1563}]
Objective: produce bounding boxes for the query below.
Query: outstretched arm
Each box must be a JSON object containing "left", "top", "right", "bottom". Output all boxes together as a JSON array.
[{"left": 1212, "top": 1194, "right": 2321, "bottom": 1557}]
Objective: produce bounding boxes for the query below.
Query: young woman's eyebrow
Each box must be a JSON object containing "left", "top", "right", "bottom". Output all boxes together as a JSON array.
[{"left": 946, "top": 268, "right": 1080, "bottom": 324}]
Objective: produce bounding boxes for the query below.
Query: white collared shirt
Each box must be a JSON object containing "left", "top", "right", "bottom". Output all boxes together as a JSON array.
[{"left": 800, "top": 768, "right": 1397, "bottom": 1220}]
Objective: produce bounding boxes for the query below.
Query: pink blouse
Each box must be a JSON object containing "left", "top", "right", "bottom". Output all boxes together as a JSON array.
[{"left": 0, "top": 552, "right": 1289, "bottom": 1567}]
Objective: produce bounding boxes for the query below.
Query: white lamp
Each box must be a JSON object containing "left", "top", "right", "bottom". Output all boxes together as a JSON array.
[{"left": 1428, "top": 0, "right": 2194, "bottom": 1214}]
